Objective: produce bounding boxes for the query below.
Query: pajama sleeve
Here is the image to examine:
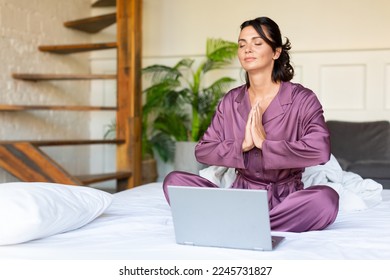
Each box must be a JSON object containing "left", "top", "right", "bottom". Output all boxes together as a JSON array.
[
  {"left": 195, "top": 98, "right": 246, "bottom": 169},
  {"left": 262, "top": 92, "right": 330, "bottom": 169}
]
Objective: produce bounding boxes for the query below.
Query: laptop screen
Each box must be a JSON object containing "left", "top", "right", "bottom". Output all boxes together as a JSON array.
[{"left": 168, "top": 186, "right": 283, "bottom": 251}]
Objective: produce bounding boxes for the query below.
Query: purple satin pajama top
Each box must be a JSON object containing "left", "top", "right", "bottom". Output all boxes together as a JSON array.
[{"left": 195, "top": 81, "right": 331, "bottom": 201}]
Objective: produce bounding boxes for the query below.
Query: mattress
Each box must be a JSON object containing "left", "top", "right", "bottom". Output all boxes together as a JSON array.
[{"left": 1, "top": 182, "right": 389, "bottom": 260}]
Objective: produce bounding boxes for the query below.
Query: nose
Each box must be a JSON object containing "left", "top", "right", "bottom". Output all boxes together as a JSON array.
[{"left": 245, "top": 45, "right": 252, "bottom": 54}]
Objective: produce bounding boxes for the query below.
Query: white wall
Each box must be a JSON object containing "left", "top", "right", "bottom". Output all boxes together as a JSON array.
[
  {"left": 143, "top": 0, "right": 390, "bottom": 56},
  {"left": 292, "top": 49, "right": 390, "bottom": 122}
]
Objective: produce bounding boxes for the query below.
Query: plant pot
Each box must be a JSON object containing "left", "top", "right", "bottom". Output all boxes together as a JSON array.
[
  {"left": 142, "top": 158, "right": 158, "bottom": 184},
  {"left": 174, "top": 141, "right": 207, "bottom": 174}
]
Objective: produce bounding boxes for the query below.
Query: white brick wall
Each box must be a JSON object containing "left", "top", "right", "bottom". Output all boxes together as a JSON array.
[{"left": 0, "top": 0, "right": 93, "bottom": 182}]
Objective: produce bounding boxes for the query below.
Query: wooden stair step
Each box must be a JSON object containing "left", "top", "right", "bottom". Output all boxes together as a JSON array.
[
  {"left": 92, "top": 0, "right": 116, "bottom": 7},
  {"left": 0, "top": 104, "right": 117, "bottom": 111},
  {"left": 39, "top": 42, "right": 117, "bottom": 54},
  {"left": 0, "top": 142, "right": 82, "bottom": 185},
  {"left": 64, "top": 13, "right": 116, "bottom": 33},
  {"left": 12, "top": 73, "right": 116, "bottom": 81},
  {"left": 0, "top": 139, "right": 125, "bottom": 146},
  {"left": 76, "top": 171, "right": 132, "bottom": 185}
]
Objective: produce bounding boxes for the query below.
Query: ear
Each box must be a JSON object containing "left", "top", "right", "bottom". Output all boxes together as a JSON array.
[{"left": 273, "top": 47, "right": 282, "bottom": 60}]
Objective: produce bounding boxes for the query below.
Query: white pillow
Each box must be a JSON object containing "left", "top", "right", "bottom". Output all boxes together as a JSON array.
[{"left": 0, "top": 182, "right": 113, "bottom": 245}]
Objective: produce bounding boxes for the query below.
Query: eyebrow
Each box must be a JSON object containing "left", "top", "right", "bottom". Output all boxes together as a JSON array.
[{"left": 238, "top": 36, "right": 262, "bottom": 43}]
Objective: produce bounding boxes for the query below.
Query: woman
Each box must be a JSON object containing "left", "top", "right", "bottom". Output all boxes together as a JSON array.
[{"left": 163, "top": 17, "right": 339, "bottom": 232}]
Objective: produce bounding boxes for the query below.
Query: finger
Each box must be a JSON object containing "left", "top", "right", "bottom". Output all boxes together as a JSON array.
[{"left": 253, "top": 106, "right": 262, "bottom": 125}]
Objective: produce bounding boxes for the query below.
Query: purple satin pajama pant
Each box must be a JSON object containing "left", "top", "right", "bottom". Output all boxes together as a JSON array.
[{"left": 163, "top": 171, "right": 339, "bottom": 233}]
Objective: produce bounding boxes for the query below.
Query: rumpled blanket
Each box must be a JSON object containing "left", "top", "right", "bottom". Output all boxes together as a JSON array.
[
  {"left": 199, "top": 154, "right": 383, "bottom": 212},
  {"left": 302, "top": 154, "right": 382, "bottom": 211}
]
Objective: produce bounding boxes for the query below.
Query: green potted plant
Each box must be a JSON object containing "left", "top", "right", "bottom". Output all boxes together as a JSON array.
[{"left": 142, "top": 38, "right": 238, "bottom": 173}]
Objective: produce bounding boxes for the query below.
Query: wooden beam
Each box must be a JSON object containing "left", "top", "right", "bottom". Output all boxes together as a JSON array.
[
  {"left": 39, "top": 42, "right": 117, "bottom": 54},
  {"left": 0, "top": 105, "right": 116, "bottom": 111},
  {"left": 0, "top": 139, "right": 125, "bottom": 146},
  {"left": 92, "top": 0, "right": 116, "bottom": 7},
  {"left": 76, "top": 171, "right": 132, "bottom": 185},
  {"left": 116, "top": 0, "right": 142, "bottom": 190},
  {"left": 12, "top": 73, "right": 116, "bottom": 81},
  {"left": 64, "top": 13, "right": 116, "bottom": 33},
  {"left": 0, "top": 142, "right": 82, "bottom": 185}
]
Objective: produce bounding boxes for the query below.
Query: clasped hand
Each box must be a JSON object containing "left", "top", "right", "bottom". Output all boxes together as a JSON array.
[{"left": 242, "top": 102, "right": 266, "bottom": 152}]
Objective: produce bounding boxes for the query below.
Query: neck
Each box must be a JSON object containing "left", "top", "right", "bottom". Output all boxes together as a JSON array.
[{"left": 248, "top": 74, "right": 279, "bottom": 98}]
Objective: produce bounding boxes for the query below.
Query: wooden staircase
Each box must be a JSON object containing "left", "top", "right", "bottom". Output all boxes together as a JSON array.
[
  {"left": 38, "top": 42, "right": 117, "bottom": 54},
  {"left": 0, "top": 0, "right": 142, "bottom": 191}
]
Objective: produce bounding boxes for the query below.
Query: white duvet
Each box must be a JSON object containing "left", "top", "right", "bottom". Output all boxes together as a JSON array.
[
  {"left": 0, "top": 182, "right": 389, "bottom": 260},
  {"left": 302, "top": 155, "right": 383, "bottom": 211}
]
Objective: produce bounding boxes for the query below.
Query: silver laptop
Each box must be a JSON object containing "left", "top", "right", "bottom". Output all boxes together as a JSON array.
[{"left": 168, "top": 185, "right": 285, "bottom": 251}]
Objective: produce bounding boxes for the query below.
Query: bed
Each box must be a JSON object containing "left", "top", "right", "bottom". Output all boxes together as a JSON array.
[{"left": 0, "top": 181, "right": 389, "bottom": 260}]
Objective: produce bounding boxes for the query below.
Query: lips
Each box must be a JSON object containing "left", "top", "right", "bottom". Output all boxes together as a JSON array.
[{"left": 244, "top": 57, "right": 256, "bottom": 62}]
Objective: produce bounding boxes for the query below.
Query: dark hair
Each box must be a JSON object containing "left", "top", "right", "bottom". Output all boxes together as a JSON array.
[{"left": 240, "top": 17, "right": 294, "bottom": 84}]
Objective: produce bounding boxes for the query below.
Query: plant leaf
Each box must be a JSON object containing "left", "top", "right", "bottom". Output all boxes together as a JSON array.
[
  {"left": 142, "top": 64, "right": 182, "bottom": 84},
  {"left": 150, "top": 132, "right": 175, "bottom": 162},
  {"left": 153, "top": 112, "right": 190, "bottom": 142},
  {"left": 203, "top": 38, "right": 238, "bottom": 72}
]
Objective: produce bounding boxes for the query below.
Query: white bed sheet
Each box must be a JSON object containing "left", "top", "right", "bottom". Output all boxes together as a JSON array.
[{"left": 1, "top": 182, "right": 389, "bottom": 260}]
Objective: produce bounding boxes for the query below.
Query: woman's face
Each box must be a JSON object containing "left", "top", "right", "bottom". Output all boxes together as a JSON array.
[{"left": 237, "top": 25, "right": 280, "bottom": 74}]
